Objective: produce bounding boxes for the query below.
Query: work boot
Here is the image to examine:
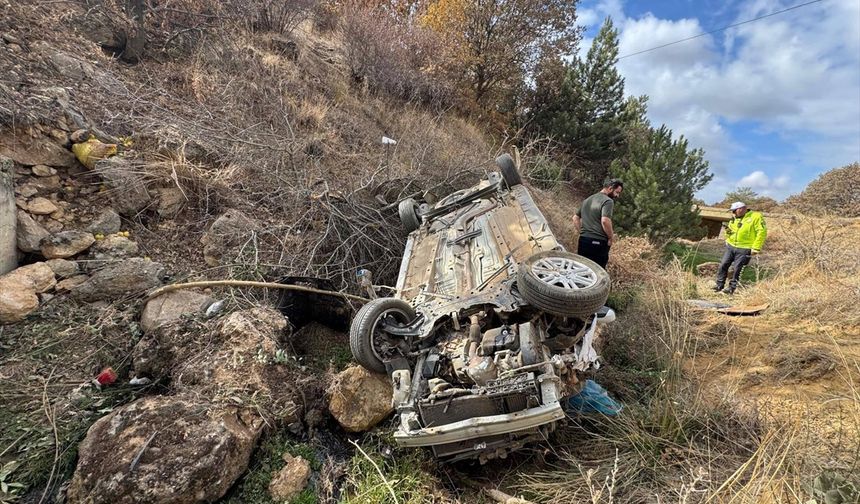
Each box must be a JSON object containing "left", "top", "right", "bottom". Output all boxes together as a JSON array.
[
  {"left": 712, "top": 284, "right": 723, "bottom": 293},
  {"left": 724, "top": 287, "right": 735, "bottom": 295}
]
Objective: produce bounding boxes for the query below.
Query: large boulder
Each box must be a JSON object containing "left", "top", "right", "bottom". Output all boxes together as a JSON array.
[
  {"left": 132, "top": 308, "right": 299, "bottom": 423},
  {"left": 201, "top": 210, "right": 259, "bottom": 266},
  {"left": 268, "top": 454, "right": 312, "bottom": 502},
  {"left": 328, "top": 365, "right": 393, "bottom": 432},
  {"left": 16, "top": 211, "right": 50, "bottom": 253},
  {"left": 41, "top": 230, "right": 96, "bottom": 259},
  {"left": 71, "top": 257, "right": 165, "bottom": 301},
  {"left": 139, "top": 290, "right": 213, "bottom": 333},
  {"left": 66, "top": 395, "right": 264, "bottom": 504}
]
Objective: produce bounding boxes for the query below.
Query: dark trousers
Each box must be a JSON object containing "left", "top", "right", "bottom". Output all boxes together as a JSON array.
[
  {"left": 577, "top": 236, "right": 610, "bottom": 269},
  {"left": 716, "top": 244, "right": 751, "bottom": 291}
]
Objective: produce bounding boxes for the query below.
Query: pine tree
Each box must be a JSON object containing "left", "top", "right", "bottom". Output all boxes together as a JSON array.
[
  {"left": 609, "top": 125, "right": 713, "bottom": 243},
  {"left": 527, "top": 17, "right": 630, "bottom": 185}
]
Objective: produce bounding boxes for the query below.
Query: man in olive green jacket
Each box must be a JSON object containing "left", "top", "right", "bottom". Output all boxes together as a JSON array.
[{"left": 713, "top": 201, "right": 767, "bottom": 294}]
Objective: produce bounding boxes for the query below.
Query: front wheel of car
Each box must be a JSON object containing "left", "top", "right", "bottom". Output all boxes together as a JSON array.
[
  {"left": 398, "top": 198, "right": 421, "bottom": 233},
  {"left": 517, "top": 251, "right": 610, "bottom": 318},
  {"left": 350, "top": 297, "right": 416, "bottom": 373},
  {"left": 495, "top": 153, "right": 522, "bottom": 188}
]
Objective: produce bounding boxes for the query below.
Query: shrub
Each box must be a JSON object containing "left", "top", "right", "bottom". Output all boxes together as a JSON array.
[
  {"left": 785, "top": 162, "right": 860, "bottom": 217},
  {"left": 341, "top": 7, "right": 454, "bottom": 107}
]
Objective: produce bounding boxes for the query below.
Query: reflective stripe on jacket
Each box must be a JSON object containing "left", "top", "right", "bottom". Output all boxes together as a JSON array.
[{"left": 725, "top": 210, "right": 767, "bottom": 251}]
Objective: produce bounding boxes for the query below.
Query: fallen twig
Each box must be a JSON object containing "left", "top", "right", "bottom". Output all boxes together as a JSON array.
[
  {"left": 145, "top": 280, "right": 369, "bottom": 303},
  {"left": 130, "top": 431, "right": 159, "bottom": 472}
]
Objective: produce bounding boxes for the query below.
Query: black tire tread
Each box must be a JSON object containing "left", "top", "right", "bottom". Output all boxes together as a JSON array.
[
  {"left": 496, "top": 154, "right": 522, "bottom": 188},
  {"left": 349, "top": 297, "right": 416, "bottom": 373},
  {"left": 398, "top": 198, "right": 421, "bottom": 232},
  {"left": 517, "top": 251, "right": 610, "bottom": 318}
]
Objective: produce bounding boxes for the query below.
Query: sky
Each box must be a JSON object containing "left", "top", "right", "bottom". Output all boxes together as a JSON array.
[{"left": 577, "top": 0, "right": 860, "bottom": 203}]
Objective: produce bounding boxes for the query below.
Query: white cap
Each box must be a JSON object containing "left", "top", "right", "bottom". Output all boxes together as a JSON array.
[{"left": 729, "top": 201, "right": 746, "bottom": 211}]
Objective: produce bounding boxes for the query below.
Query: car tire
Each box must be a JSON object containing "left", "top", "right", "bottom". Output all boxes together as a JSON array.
[
  {"left": 517, "top": 251, "right": 610, "bottom": 318},
  {"left": 398, "top": 198, "right": 421, "bottom": 232},
  {"left": 350, "top": 297, "right": 416, "bottom": 373},
  {"left": 496, "top": 153, "right": 522, "bottom": 188}
]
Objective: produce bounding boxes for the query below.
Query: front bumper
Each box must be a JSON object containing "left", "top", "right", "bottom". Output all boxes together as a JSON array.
[{"left": 393, "top": 402, "right": 566, "bottom": 447}]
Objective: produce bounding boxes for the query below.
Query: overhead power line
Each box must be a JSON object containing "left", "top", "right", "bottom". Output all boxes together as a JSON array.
[{"left": 617, "top": 0, "right": 825, "bottom": 60}]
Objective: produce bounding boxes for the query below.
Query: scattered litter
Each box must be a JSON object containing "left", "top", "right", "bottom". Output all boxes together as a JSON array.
[
  {"left": 566, "top": 380, "right": 623, "bottom": 416},
  {"left": 205, "top": 299, "right": 226, "bottom": 317},
  {"left": 129, "top": 377, "right": 151, "bottom": 386},
  {"left": 94, "top": 367, "right": 117, "bottom": 386},
  {"left": 381, "top": 136, "right": 397, "bottom": 145},
  {"left": 686, "top": 299, "right": 769, "bottom": 316},
  {"left": 71, "top": 137, "right": 118, "bottom": 169}
]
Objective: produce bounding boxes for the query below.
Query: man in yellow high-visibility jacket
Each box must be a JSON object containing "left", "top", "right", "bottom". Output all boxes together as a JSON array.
[{"left": 713, "top": 201, "right": 767, "bottom": 294}]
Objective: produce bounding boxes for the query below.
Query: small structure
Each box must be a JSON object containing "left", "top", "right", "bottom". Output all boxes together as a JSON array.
[{"left": 696, "top": 205, "right": 732, "bottom": 238}]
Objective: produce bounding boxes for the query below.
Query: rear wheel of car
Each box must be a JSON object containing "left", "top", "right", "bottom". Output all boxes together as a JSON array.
[
  {"left": 495, "top": 153, "right": 522, "bottom": 188},
  {"left": 350, "top": 297, "right": 416, "bottom": 373},
  {"left": 398, "top": 198, "right": 421, "bottom": 232},
  {"left": 517, "top": 251, "right": 610, "bottom": 318}
]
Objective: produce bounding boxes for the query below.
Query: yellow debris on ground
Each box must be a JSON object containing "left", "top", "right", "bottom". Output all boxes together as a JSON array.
[{"left": 71, "top": 137, "right": 118, "bottom": 169}]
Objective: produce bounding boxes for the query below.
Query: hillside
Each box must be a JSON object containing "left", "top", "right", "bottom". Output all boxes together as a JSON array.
[{"left": 1, "top": 2, "right": 858, "bottom": 504}]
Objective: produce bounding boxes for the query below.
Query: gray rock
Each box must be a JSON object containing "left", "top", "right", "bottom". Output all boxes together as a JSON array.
[
  {"left": 94, "top": 158, "right": 152, "bottom": 217},
  {"left": 45, "top": 258, "right": 79, "bottom": 278},
  {"left": 41, "top": 230, "right": 95, "bottom": 259},
  {"left": 0, "top": 132, "right": 77, "bottom": 167},
  {"left": 201, "top": 209, "right": 259, "bottom": 266},
  {"left": 90, "top": 235, "right": 139, "bottom": 261},
  {"left": 86, "top": 208, "right": 121, "bottom": 235},
  {"left": 71, "top": 257, "right": 164, "bottom": 301},
  {"left": 67, "top": 395, "right": 263, "bottom": 504},
  {"left": 16, "top": 211, "right": 50, "bottom": 253},
  {"left": 156, "top": 186, "right": 185, "bottom": 218},
  {"left": 140, "top": 290, "right": 213, "bottom": 333}
]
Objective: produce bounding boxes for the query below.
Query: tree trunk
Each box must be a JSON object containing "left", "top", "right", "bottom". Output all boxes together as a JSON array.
[{"left": 0, "top": 155, "right": 17, "bottom": 275}]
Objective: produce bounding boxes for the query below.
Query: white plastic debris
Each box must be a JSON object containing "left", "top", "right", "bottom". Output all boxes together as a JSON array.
[
  {"left": 129, "top": 377, "right": 151, "bottom": 386},
  {"left": 382, "top": 136, "right": 397, "bottom": 145},
  {"left": 205, "top": 299, "right": 226, "bottom": 318}
]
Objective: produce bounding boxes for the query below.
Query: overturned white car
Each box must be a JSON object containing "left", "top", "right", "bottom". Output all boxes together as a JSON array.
[{"left": 349, "top": 154, "right": 614, "bottom": 462}]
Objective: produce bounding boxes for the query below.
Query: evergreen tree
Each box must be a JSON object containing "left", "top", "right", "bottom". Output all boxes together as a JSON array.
[
  {"left": 610, "top": 125, "right": 713, "bottom": 243},
  {"left": 527, "top": 17, "right": 630, "bottom": 185}
]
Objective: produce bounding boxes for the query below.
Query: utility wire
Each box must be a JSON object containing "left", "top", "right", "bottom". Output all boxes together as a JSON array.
[{"left": 617, "top": 0, "right": 824, "bottom": 60}]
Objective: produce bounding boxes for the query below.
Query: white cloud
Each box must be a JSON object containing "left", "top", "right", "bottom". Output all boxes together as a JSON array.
[
  {"left": 737, "top": 170, "right": 790, "bottom": 191},
  {"left": 578, "top": 0, "right": 860, "bottom": 202}
]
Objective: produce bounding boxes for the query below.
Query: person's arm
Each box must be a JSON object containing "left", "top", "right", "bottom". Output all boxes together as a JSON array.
[
  {"left": 751, "top": 214, "right": 767, "bottom": 253},
  {"left": 601, "top": 216, "right": 614, "bottom": 247},
  {"left": 601, "top": 199, "right": 615, "bottom": 246},
  {"left": 573, "top": 214, "right": 582, "bottom": 233}
]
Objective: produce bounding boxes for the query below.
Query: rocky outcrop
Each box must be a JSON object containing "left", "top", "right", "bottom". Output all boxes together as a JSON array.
[
  {"left": 0, "top": 130, "right": 77, "bottom": 167},
  {"left": 139, "top": 290, "right": 213, "bottom": 333},
  {"left": 328, "top": 365, "right": 394, "bottom": 432},
  {"left": 268, "top": 454, "right": 312, "bottom": 502},
  {"left": 71, "top": 257, "right": 164, "bottom": 301},
  {"left": 41, "top": 230, "right": 95, "bottom": 259},
  {"left": 66, "top": 395, "right": 264, "bottom": 504},
  {"left": 201, "top": 209, "right": 259, "bottom": 266}
]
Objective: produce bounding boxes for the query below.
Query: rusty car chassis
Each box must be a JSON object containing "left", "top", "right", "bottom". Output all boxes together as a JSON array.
[{"left": 349, "top": 154, "right": 614, "bottom": 462}]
